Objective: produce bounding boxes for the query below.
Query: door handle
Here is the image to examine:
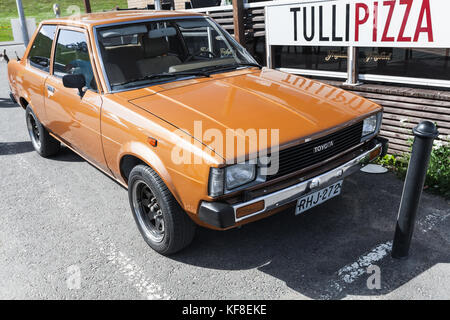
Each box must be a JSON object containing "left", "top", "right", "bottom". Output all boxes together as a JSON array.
[{"left": 47, "top": 85, "right": 55, "bottom": 97}]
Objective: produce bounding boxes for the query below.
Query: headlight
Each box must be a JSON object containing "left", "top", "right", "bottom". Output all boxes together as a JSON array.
[
  {"left": 362, "top": 113, "right": 382, "bottom": 140},
  {"left": 208, "top": 163, "right": 256, "bottom": 197},
  {"left": 225, "top": 163, "right": 256, "bottom": 190}
]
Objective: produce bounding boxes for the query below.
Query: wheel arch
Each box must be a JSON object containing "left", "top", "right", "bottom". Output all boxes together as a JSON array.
[
  {"left": 118, "top": 143, "right": 182, "bottom": 207},
  {"left": 19, "top": 97, "right": 29, "bottom": 110}
]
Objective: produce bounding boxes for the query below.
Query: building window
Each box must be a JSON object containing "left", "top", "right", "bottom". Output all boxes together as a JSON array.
[
  {"left": 273, "top": 45, "right": 347, "bottom": 73},
  {"left": 358, "top": 48, "right": 450, "bottom": 81}
]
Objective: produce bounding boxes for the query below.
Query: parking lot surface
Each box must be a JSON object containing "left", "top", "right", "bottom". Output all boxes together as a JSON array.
[{"left": 1, "top": 44, "right": 449, "bottom": 300}]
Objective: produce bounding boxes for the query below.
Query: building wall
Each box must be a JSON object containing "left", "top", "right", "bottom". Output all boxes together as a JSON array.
[
  {"left": 127, "top": 0, "right": 186, "bottom": 10},
  {"left": 125, "top": 1, "right": 449, "bottom": 154},
  {"left": 325, "top": 81, "right": 450, "bottom": 155},
  {"left": 174, "top": 0, "right": 186, "bottom": 10},
  {"left": 127, "top": 0, "right": 153, "bottom": 8}
]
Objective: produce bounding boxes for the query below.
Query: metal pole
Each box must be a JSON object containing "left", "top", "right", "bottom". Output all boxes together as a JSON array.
[
  {"left": 264, "top": 6, "right": 272, "bottom": 68},
  {"left": 391, "top": 121, "right": 439, "bottom": 259},
  {"left": 345, "top": 46, "right": 360, "bottom": 86},
  {"left": 53, "top": 4, "right": 61, "bottom": 18},
  {"left": 206, "top": 11, "right": 214, "bottom": 53},
  {"left": 84, "top": 0, "right": 92, "bottom": 13},
  {"left": 155, "top": 0, "right": 162, "bottom": 10},
  {"left": 16, "top": 0, "right": 29, "bottom": 46}
]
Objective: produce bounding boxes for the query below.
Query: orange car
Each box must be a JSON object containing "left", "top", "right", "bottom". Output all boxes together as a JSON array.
[{"left": 7, "top": 10, "right": 387, "bottom": 254}]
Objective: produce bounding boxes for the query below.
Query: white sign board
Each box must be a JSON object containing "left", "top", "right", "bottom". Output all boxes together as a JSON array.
[{"left": 266, "top": 0, "right": 450, "bottom": 48}]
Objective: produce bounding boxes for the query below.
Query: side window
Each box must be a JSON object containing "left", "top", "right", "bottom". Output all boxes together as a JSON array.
[
  {"left": 28, "top": 25, "right": 56, "bottom": 72},
  {"left": 53, "top": 29, "right": 97, "bottom": 91}
]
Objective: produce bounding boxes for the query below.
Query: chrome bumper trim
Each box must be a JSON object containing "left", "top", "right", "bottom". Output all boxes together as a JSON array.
[{"left": 233, "top": 143, "right": 383, "bottom": 222}]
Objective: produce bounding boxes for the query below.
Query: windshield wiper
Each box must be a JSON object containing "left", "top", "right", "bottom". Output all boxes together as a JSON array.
[
  {"left": 113, "top": 71, "right": 210, "bottom": 87},
  {"left": 200, "top": 62, "right": 262, "bottom": 75},
  {"left": 171, "top": 71, "right": 211, "bottom": 77},
  {"left": 235, "top": 62, "right": 263, "bottom": 68}
]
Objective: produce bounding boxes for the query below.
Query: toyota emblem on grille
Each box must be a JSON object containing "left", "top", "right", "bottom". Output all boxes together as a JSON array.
[{"left": 313, "top": 141, "right": 334, "bottom": 153}]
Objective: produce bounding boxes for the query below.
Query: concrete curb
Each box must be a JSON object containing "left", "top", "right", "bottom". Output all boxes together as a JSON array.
[{"left": 0, "top": 41, "right": 24, "bottom": 47}]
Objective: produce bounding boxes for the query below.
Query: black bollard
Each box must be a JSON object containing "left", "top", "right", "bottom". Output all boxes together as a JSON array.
[{"left": 392, "top": 121, "right": 439, "bottom": 259}]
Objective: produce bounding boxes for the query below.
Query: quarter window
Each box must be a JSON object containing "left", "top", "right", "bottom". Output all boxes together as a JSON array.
[
  {"left": 28, "top": 25, "right": 56, "bottom": 72},
  {"left": 53, "top": 29, "right": 96, "bottom": 90}
]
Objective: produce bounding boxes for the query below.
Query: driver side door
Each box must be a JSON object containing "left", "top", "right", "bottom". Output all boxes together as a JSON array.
[{"left": 44, "top": 26, "right": 108, "bottom": 171}]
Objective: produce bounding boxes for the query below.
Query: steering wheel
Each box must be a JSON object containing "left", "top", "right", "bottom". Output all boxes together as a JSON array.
[{"left": 185, "top": 50, "right": 217, "bottom": 62}]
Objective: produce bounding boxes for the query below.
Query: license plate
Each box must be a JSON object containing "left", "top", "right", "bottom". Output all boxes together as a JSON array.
[{"left": 295, "top": 181, "right": 343, "bottom": 215}]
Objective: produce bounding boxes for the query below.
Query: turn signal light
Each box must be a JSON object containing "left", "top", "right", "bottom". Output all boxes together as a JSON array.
[
  {"left": 236, "top": 200, "right": 265, "bottom": 218},
  {"left": 369, "top": 148, "right": 381, "bottom": 160},
  {"left": 148, "top": 137, "right": 157, "bottom": 147}
]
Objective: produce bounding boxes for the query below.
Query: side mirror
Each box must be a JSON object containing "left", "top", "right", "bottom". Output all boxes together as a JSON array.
[{"left": 62, "top": 74, "right": 86, "bottom": 97}]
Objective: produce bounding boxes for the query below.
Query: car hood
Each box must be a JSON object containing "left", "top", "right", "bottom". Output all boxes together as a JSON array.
[{"left": 119, "top": 69, "right": 381, "bottom": 161}]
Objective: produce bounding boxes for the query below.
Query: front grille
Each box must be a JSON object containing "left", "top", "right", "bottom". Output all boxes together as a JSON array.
[{"left": 267, "top": 121, "right": 363, "bottom": 181}]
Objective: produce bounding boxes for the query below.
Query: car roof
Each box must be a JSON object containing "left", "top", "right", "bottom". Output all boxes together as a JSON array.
[{"left": 43, "top": 10, "right": 204, "bottom": 28}]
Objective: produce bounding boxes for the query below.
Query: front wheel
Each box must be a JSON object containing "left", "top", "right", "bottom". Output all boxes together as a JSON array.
[
  {"left": 128, "top": 165, "right": 196, "bottom": 255},
  {"left": 25, "top": 106, "right": 60, "bottom": 157}
]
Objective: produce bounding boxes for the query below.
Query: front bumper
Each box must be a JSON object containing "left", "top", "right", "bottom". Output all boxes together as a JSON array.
[{"left": 198, "top": 138, "right": 388, "bottom": 229}]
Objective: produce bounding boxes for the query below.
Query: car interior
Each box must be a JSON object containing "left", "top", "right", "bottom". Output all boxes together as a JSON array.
[{"left": 97, "top": 18, "right": 244, "bottom": 88}]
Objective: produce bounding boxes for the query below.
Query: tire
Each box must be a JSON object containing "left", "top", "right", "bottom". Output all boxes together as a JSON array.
[
  {"left": 128, "top": 164, "right": 196, "bottom": 255},
  {"left": 25, "top": 106, "right": 60, "bottom": 157}
]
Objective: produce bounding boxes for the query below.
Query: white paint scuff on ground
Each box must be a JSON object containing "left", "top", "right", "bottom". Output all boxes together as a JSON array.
[{"left": 419, "top": 212, "right": 450, "bottom": 233}]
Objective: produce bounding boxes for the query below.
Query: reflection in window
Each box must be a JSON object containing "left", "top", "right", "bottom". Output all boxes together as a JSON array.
[
  {"left": 28, "top": 25, "right": 56, "bottom": 72},
  {"left": 177, "top": 19, "right": 233, "bottom": 59},
  {"left": 273, "top": 46, "right": 347, "bottom": 72},
  {"left": 54, "top": 29, "right": 96, "bottom": 90},
  {"left": 359, "top": 48, "right": 450, "bottom": 81}
]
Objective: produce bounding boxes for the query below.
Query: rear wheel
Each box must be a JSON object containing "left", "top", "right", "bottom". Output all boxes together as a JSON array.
[
  {"left": 128, "top": 165, "right": 196, "bottom": 255},
  {"left": 25, "top": 106, "right": 60, "bottom": 157}
]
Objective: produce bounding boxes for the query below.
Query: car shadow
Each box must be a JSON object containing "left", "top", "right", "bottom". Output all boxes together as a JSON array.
[
  {"left": 0, "top": 141, "right": 84, "bottom": 164},
  {"left": 171, "top": 171, "right": 450, "bottom": 299},
  {"left": 46, "top": 145, "right": 84, "bottom": 163},
  {"left": 0, "top": 141, "right": 34, "bottom": 155},
  {"left": 0, "top": 97, "right": 18, "bottom": 108}
]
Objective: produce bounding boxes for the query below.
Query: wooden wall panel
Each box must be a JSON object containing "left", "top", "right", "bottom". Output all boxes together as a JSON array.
[{"left": 337, "top": 85, "right": 450, "bottom": 155}]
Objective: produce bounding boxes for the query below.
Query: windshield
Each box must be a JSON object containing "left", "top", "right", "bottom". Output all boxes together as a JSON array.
[{"left": 96, "top": 17, "right": 258, "bottom": 91}]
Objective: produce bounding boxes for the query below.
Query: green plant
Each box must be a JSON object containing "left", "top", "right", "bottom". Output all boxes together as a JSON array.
[
  {"left": 426, "top": 142, "right": 450, "bottom": 198},
  {"left": 377, "top": 139, "right": 450, "bottom": 199}
]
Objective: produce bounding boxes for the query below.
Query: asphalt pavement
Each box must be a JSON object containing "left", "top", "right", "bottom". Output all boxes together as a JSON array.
[{"left": 0, "top": 44, "right": 449, "bottom": 300}]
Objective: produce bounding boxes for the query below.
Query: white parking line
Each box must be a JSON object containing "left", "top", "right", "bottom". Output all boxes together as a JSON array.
[
  {"left": 337, "top": 241, "right": 393, "bottom": 284},
  {"left": 96, "top": 237, "right": 170, "bottom": 300},
  {"left": 15, "top": 153, "right": 171, "bottom": 300}
]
